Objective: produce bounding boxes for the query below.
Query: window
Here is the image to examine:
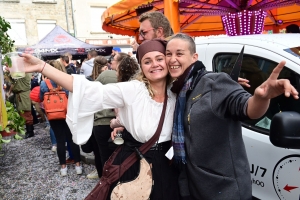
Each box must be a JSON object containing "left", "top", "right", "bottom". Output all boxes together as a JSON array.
[
  {"left": 37, "top": 20, "right": 56, "bottom": 40},
  {"left": 284, "top": 47, "right": 300, "bottom": 59},
  {"left": 90, "top": 7, "right": 106, "bottom": 33},
  {"left": 32, "top": 0, "right": 57, "bottom": 4},
  {"left": 0, "top": 0, "right": 20, "bottom": 2},
  {"left": 213, "top": 53, "right": 300, "bottom": 134},
  {"left": 6, "top": 19, "right": 27, "bottom": 46}
]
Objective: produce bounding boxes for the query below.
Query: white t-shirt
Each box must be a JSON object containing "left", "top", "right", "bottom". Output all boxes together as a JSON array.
[{"left": 66, "top": 75, "right": 176, "bottom": 145}]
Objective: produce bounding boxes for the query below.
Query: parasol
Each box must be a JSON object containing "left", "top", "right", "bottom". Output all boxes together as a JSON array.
[{"left": 102, "top": 0, "right": 300, "bottom": 37}]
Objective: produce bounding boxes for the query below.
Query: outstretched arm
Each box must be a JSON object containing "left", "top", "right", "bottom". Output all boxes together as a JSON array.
[
  {"left": 20, "top": 53, "right": 74, "bottom": 92},
  {"left": 247, "top": 61, "right": 299, "bottom": 119}
]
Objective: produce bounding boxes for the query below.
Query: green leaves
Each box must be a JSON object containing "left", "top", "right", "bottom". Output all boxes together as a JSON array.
[
  {"left": 5, "top": 101, "right": 26, "bottom": 134},
  {"left": 0, "top": 134, "right": 11, "bottom": 151},
  {"left": 14, "top": 134, "right": 22, "bottom": 140},
  {"left": 2, "top": 55, "right": 12, "bottom": 67},
  {"left": 0, "top": 16, "right": 15, "bottom": 54},
  {"left": 1, "top": 139, "right": 11, "bottom": 143}
]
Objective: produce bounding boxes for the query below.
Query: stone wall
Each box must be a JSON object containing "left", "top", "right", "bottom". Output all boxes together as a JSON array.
[
  {"left": 0, "top": 0, "right": 130, "bottom": 47},
  {"left": 0, "top": 0, "right": 74, "bottom": 46}
]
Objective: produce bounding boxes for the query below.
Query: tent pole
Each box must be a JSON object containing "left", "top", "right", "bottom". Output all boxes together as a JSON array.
[{"left": 164, "top": 0, "right": 180, "bottom": 34}]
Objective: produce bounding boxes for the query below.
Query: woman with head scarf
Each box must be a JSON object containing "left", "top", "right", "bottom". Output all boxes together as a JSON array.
[{"left": 21, "top": 39, "right": 181, "bottom": 199}]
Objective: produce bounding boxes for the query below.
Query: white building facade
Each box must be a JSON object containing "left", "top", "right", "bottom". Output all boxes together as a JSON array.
[{"left": 0, "top": 0, "right": 131, "bottom": 50}]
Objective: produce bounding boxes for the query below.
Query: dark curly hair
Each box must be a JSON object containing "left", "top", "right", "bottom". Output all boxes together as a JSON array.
[{"left": 117, "top": 53, "right": 140, "bottom": 82}]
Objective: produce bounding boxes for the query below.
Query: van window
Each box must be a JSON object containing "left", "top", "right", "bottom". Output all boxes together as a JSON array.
[
  {"left": 284, "top": 47, "right": 300, "bottom": 59},
  {"left": 213, "top": 53, "right": 300, "bottom": 135}
]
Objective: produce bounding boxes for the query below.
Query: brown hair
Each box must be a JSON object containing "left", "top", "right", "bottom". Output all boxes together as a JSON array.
[
  {"left": 117, "top": 56, "right": 139, "bottom": 82},
  {"left": 88, "top": 50, "right": 98, "bottom": 58},
  {"left": 168, "top": 33, "right": 196, "bottom": 54},
  {"left": 61, "top": 55, "right": 69, "bottom": 64},
  {"left": 139, "top": 11, "right": 172, "bottom": 38},
  {"left": 91, "top": 56, "right": 108, "bottom": 80},
  {"left": 48, "top": 60, "right": 67, "bottom": 73}
]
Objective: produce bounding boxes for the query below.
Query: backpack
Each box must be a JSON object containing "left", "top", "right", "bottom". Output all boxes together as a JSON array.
[
  {"left": 30, "top": 86, "right": 41, "bottom": 102},
  {"left": 43, "top": 79, "right": 68, "bottom": 120}
]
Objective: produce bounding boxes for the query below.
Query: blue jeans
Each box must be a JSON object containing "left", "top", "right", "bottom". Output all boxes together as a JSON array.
[
  {"left": 50, "top": 127, "right": 56, "bottom": 145},
  {"left": 43, "top": 109, "right": 57, "bottom": 145}
]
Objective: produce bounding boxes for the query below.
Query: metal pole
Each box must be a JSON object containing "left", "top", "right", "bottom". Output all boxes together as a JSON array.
[
  {"left": 164, "top": 0, "right": 180, "bottom": 34},
  {"left": 64, "top": 0, "right": 70, "bottom": 32},
  {"left": 70, "top": 0, "right": 76, "bottom": 37}
]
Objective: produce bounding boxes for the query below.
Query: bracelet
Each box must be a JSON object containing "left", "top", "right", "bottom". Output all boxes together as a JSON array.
[{"left": 41, "top": 62, "right": 46, "bottom": 73}]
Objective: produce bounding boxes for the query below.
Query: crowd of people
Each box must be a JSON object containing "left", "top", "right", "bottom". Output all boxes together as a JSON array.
[{"left": 3, "top": 11, "right": 299, "bottom": 200}]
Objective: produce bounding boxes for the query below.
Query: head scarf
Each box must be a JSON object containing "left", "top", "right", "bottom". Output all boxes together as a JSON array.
[{"left": 136, "top": 39, "right": 167, "bottom": 64}]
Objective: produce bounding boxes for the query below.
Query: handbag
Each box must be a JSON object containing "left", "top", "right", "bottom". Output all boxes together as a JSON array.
[
  {"left": 43, "top": 79, "right": 68, "bottom": 120},
  {"left": 110, "top": 148, "right": 153, "bottom": 200},
  {"left": 85, "top": 89, "right": 168, "bottom": 200}
]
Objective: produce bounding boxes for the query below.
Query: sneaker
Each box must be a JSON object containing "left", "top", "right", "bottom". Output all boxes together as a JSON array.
[
  {"left": 75, "top": 165, "right": 82, "bottom": 175},
  {"left": 87, "top": 169, "right": 99, "bottom": 179},
  {"left": 66, "top": 158, "right": 75, "bottom": 165},
  {"left": 51, "top": 145, "right": 57, "bottom": 152},
  {"left": 60, "top": 167, "right": 68, "bottom": 177}
]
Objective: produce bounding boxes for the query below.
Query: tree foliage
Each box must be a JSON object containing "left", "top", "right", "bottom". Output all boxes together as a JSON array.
[{"left": 0, "top": 16, "right": 14, "bottom": 54}]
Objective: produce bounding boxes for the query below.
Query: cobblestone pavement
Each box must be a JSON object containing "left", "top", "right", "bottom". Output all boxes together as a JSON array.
[{"left": 0, "top": 123, "right": 98, "bottom": 200}]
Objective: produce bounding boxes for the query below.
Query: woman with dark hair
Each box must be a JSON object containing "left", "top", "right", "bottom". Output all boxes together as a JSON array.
[
  {"left": 87, "top": 56, "right": 108, "bottom": 81},
  {"left": 89, "top": 54, "right": 140, "bottom": 179},
  {"left": 85, "top": 55, "right": 115, "bottom": 179}
]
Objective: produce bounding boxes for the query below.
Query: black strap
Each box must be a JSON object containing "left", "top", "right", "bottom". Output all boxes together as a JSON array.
[{"left": 118, "top": 88, "right": 168, "bottom": 174}]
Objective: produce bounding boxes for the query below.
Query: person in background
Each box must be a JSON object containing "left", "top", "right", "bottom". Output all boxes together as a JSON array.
[
  {"left": 64, "top": 52, "right": 76, "bottom": 73},
  {"left": 84, "top": 56, "right": 116, "bottom": 180},
  {"left": 110, "top": 53, "right": 140, "bottom": 131},
  {"left": 31, "top": 73, "right": 46, "bottom": 124},
  {"left": 40, "top": 60, "right": 82, "bottom": 176},
  {"left": 286, "top": 24, "right": 300, "bottom": 33},
  {"left": 80, "top": 50, "right": 98, "bottom": 77},
  {"left": 60, "top": 55, "right": 76, "bottom": 164},
  {"left": 138, "top": 11, "right": 173, "bottom": 42},
  {"left": 11, "top": 73, "right": 34, "bottom": 139},
  {"left": 75, "top": 60, "right": 81, "bottom": 74},
  {"left": 61, "top": 55, "right": 74, "bottom": 75},
  {"left": 38, "top": 74, "right": 57, "bottom": 152}
]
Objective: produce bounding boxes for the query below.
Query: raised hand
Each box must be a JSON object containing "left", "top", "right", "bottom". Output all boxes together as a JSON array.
[
  {"left": 254, "top": 61, "right": 299, "bottom": 100},
  {"left": 19, "top": 53, "right": 44, "bottom": 73}
]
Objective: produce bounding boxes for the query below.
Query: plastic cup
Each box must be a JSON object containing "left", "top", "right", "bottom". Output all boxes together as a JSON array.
[
  {"left": 113, "top": 131, "right": 124, "bottom": 145},
  {"left": 5, "top": 52, "right": 26, "bottom": 79}
]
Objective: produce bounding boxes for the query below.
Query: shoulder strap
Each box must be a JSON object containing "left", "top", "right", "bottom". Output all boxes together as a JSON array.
[
  {"left": 45, "top": 79, "right": 62, "bottom": 91},
  {"left": 118, "top": 88, "right": 168, "bottom": 174},
  {"left": 45, "top": 79, "right": 54, "bottom": 91}
]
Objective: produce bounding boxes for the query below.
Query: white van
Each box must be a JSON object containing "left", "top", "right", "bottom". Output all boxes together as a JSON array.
[{"left": 195, "top": 34, "right": 300, "bottom": 200}]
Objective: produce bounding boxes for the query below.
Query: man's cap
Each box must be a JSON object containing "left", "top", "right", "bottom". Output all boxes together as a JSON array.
[{"left": 112, "top": 47, "right": 121, "bottom": 52}]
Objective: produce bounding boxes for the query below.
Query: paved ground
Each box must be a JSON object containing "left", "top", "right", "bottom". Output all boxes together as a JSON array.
[{"left": 0, "top": 123, "right": 98, "bottom": 200}]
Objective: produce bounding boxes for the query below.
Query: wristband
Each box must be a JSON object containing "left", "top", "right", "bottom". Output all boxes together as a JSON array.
[{"left": 41, "top": 62, "right": 46, "bottom": 73}]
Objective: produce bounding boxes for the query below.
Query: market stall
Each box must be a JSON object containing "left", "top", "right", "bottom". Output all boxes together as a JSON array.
[{"left": 17, "top": 25, "right": 113, "bottom": 60}]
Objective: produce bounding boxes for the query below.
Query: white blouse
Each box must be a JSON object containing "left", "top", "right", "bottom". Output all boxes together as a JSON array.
[{"left": 66, "top": 75, "right": 176, "bottom": 145}]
